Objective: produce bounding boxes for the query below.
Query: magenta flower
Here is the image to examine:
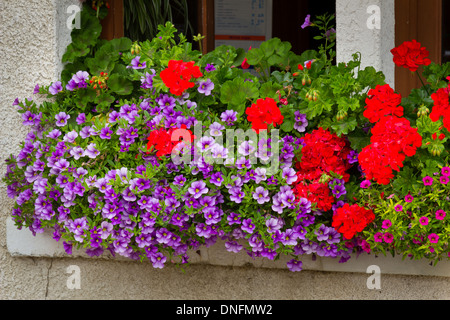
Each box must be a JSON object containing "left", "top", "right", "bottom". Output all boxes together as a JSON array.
[
  {"left": 360, "top": 180, "right": 371, "bottom": 189},
  {"left": 419, "top": 216, "right": 429, "bottom": 226},
  {"left": 442, "top": 166, "right": 450, "bottom": 176},
  {"left": 382, "top": 219, "right": 392, "bottom": 229},
  {"left": 436, "top": 209, "right": 446, "bottom": 220},
  {"left": 404, "top": 194, "right": 414, "bottom": 203},
  {"left": 423, "top": 176, "right": 433, "bottom": 186},
  {"left": 428, "top": 233, "right": 439, "bottom": 244},
  {"left": 374, "top": 232, "right": 383, "bottom": 243},
  {"left": 440, "top": 175, "right": 449, "bottom": 185},
  {"left": 383, "top": 232, "right": 394, "bottom": 244},
  {"left": 394, "top": 204, "right": 403, "bottom": 212}
]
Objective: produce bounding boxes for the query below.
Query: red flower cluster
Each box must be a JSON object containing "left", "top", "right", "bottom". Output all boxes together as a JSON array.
[
  {"left": 147, "top": 126, "right": 194, "bottom": 158},
  {"left": 293, "top": 128, "right": 354, "bottom": 211},
  {"left": 294, "top": 181, "right": 335, "bottom": 212},
  {"left": 391, "top": 40, "right": 431, "bottom": 72},
  {"left": 430, "top": 87, "right": 450, "bottom": 131},
  {"left": 295, "top": 128, "right": 353, "bottom": 182},
  {"left": 245, "top": 97, "right": 284, "bottom": 133},
  {"left": 363, "top": 84, "right": 403, "bottom": 123},
  {"left": 332, "top": 203, "right": 375, "bottom": 240},
  {"left": 359, "top": 115, "right": 422, "bottom": 185},
  {"left": 160, "top": 60, "right": 203, "bottom": 96}
]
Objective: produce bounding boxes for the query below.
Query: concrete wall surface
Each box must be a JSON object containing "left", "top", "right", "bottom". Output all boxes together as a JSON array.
[{"left": 2, "top": 0, "right": 450, "bottom": 301}]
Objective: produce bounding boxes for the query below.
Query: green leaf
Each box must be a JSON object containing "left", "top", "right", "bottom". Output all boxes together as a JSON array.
[
  {"left": 331, "top": 116, "right": 358, "bottom": 136},
  {"left": 62, "top": 40, "right": 90, "bottom": 63},
  {"left": 280, "top": 119, "right": 294, "bottom": 133},
  {"left": 220, "top": 78, "right": 259, "bottom": 114},
  {"left": 259, "top": 82, "right": 282, "bottom": 99},
  {"left": 107, "top": 74, "right": 134, "bottom": 96}
]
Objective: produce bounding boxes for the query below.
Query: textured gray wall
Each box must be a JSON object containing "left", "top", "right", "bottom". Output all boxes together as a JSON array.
[{"left": 2, "top": 0, "right": 450, "bottom": 300}]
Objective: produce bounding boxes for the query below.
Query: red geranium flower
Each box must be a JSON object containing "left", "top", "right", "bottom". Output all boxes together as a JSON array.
[
  {"left": 363, "top": 84, "right": 403, "bottom": 123},
  {"left": 160, "top": 60, "right": 203, "bottom": 96},
  {"left": 245, "top": 97, "right": 284, "bottom": 133},
  {"left": 147, "top": 125, "right": 195, "bottom": 158},
  {"left": 391, "top": 40, "right": 431, "bottom": 72},
  {"left": 430, "top": 87, "right": 450, "bottom": 131},
  {"left": 332, "top": 203, "right": 375, "bottom": 240}
]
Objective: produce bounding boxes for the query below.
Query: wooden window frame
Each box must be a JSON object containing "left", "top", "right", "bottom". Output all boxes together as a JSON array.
[{"left": 395, "top": 0, "right": 442, "bottom": 97}]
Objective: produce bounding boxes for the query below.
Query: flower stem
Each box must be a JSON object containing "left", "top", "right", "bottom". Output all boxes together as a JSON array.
[{"left": 416, "top": 70, "right": 430, "bottom": 96}]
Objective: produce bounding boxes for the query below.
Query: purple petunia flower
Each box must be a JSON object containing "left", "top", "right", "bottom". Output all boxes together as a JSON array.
[
  {"left": 220, "top": 110, "right": 237, "bottom": 126},
  {"left": 225, "top": 241, "right": 243, "bottom": 253},
  {"left": 188, "top": 180, "right": 208, "bottom": 199},
  {"left": 76, "top": 113, "right": 86, "bottom": 125},
  {"left": 140, "top": 69, "right": 156, "bottom": 89},
  {"left": 301, "top": 14, "right": 312, "bottom": 29},
  {"left": 127, "top": 56, "right": 146, "bottom": 69},
  {"left": 197, "top": 136, "right": 216, "bottom": 152},
  {"left": 150, "top": 252, "right": 167, "bottom": 269},
  {"left": 294, "top": 111, "right": 308, "bottom": 133},
  {"left": 253, "top": 186, "right": 270, "bottom": 204},
  {"left": 84, "top": 143, "right": 100, "bottom": 159},
  {"left": 198, "top": 79, "right": 214, "bottom": 96},
  {"left": 241, "top": 218, "right": 256, "bottom": 234},
  {"left": 332, "top": 184, "right": 346, "bottom": 199},
  {"left": 347, "top": 150, "right": 359, "bottom": 164},
  {"left": 49, "top": 81, "right": 63, "bottom": 95},
  {"left": 287, "top": 259, "right": 303, "bottom": 272},
  {"left": 282, "top": 167, "right": 298, "bottom": 185},
  {"left": 209, "top": 122, "right": 225, "bottom": 137},
  {"left": 227, "top": 212, "right": 241, "bottom": 225},
  {"left": 229, "top": 186, "right": 245, "bottom": 204},
  {"left": 205, "top": 63, "right": 216, "bottom": 72},
  {"left": 55, "top": 112, "right": 70, "bottom": 127},
  {"left": 99, "top": 127, "right": 113, "bottom": 140}
]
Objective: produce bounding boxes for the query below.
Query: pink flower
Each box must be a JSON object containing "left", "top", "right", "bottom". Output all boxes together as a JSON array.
[
  {"left": 383, "top": 232, "right": 394, "bottom": 243},
  {"left": 440, "top": 176, "right": 449, "bottom": 185},
  {"left": 382, "top": 219, "right": 392, "bottom": 229},
  {"left": 374, "top": 232, "right": 383, "bottom": 243},
  {"left": 419, "top": 216, "right": 429, "bottom": 226},
  {"left": 394, "top": 204, "right": 403, "bottom": 212},
  {"left": 404, "top": 194, "right": 414, "bottom": 203},
  {"left": 436, "top": 209, "right": 446, "bottom": 220},
  {"left": 423, "top": 176, "right": 433, "bottom": 186},
  {"left": 360, "top": 180, "right": 371, "bottom": 189},
  {"left": 442, "top": 166, "right": 450, "bottom": 176},
  {"left": 428, "top": 233, "right": 439, "bottom": 244}
]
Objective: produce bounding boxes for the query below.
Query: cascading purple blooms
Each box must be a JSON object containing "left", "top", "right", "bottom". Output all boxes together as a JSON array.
[{"left": 4, "top": 64, "right": 357, "bottom": 274}]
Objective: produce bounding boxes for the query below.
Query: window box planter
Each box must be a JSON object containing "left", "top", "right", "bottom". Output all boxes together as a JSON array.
[{"left": 4, "top": 4, "right": 450, "bottom": 274}]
